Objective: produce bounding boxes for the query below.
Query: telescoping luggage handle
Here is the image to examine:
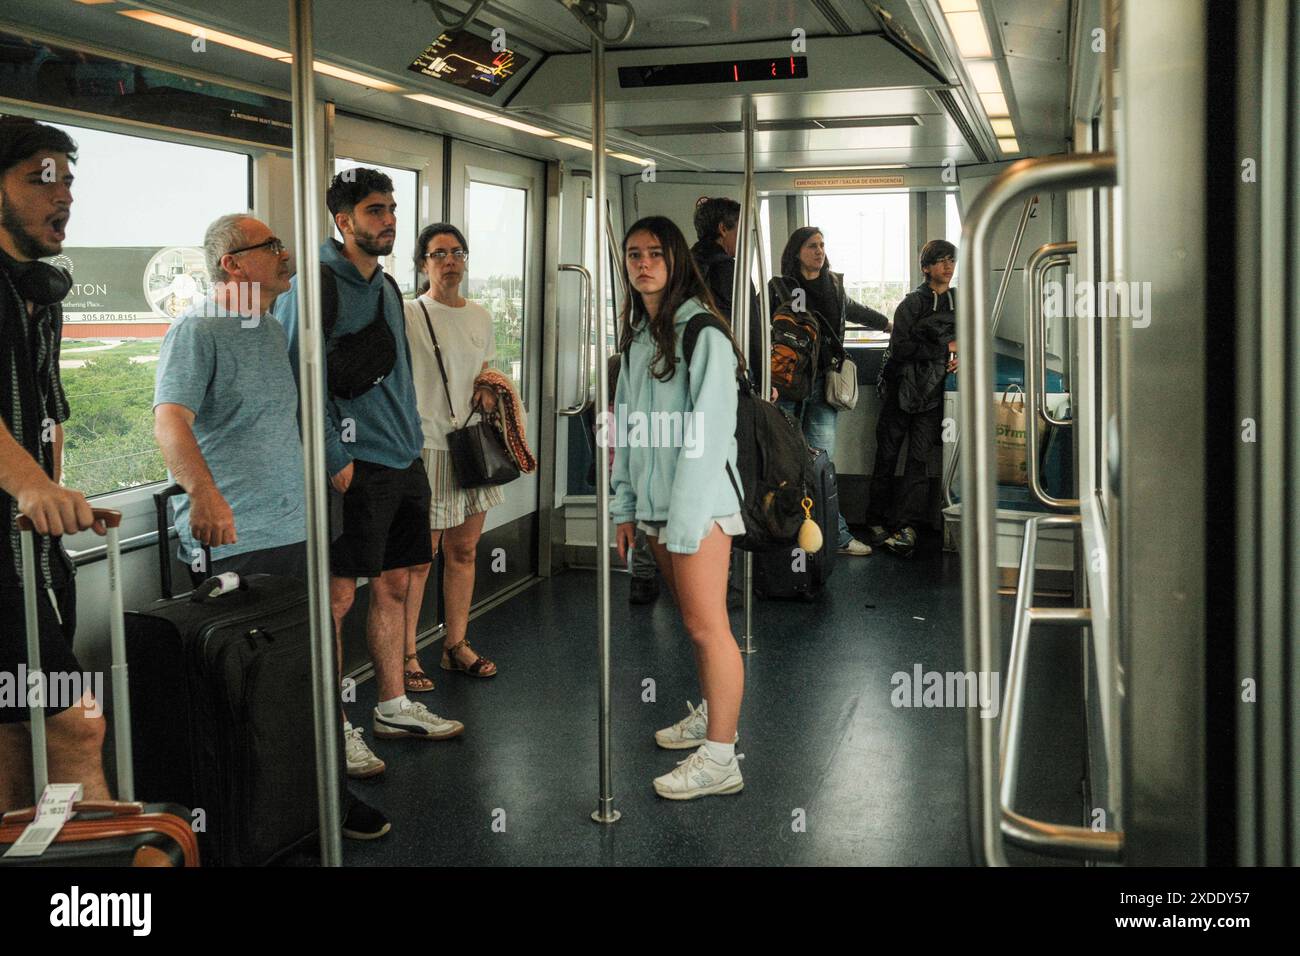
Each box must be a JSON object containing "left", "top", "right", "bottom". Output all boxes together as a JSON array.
[
  {"left": 153, "top": 483, "right": 211, "bottom": 600},
  {"left": 16, "top": 509, "right": 133, "bottom": 804}
]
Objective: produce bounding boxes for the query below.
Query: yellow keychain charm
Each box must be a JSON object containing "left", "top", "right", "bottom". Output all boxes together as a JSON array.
[{"left": 797, "top": 496, "right": 823, "bottom": 553}]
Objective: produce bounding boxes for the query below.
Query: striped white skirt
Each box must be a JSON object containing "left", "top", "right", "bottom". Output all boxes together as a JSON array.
[{"left": 421, "top": 447, "right": 506, "bottom": 530}]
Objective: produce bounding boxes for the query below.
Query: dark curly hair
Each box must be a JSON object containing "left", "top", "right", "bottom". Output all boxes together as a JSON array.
[
  {"left": 0, "top": 116, "right": 78, "bottom": 177},
  {"left": 326, "top": 167, "right": 394, "bottom": 218}
]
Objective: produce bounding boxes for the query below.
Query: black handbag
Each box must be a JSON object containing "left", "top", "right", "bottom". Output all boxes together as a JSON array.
[{"left": 417, "top": 300, "right": 520, "bottom": 488}]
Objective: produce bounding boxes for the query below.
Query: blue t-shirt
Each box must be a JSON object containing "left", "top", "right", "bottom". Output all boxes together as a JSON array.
[{"left": 153, "top": 303, "right": 306, "bottom": 563}]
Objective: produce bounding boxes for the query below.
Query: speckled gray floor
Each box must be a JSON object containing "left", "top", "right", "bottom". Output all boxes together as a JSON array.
[{"left": 284, "top": 532, "right": 1086, "bottom": 866}]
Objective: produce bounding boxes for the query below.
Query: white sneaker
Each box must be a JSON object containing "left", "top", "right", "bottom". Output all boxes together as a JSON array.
[
  {"left": 344, "top": 726, "right": 386, "bottom": 779},
  {"left": 837, "top": 537, "right": 872, "bottom": 556},
  {"left": 654, "top": 700, "right": 708, "bottom": 750},
  {"left": 653, "top": 746, "right": 744, "bottom": 800},
  {"left": 373, "top": 699, "right": 464, "bottom": 740}
]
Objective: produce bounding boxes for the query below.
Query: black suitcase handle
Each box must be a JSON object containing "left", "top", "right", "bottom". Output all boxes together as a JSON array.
[{"left": 154, "top": 484, "right": 211, "bottom": 600}]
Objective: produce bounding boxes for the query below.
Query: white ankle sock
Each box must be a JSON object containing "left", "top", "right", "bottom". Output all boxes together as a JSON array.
[
  {"left": 343, "top": 720, "right": 353, "bottom": 732},
  {"left": 703, "top": 739, "right": 734, "bottom": 764},
  {"left": 376, "top": 695, "right": 409, "bottom": 717}
]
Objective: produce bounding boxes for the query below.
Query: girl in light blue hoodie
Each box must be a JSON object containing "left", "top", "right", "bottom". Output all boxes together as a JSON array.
[{"left": 610, "top": 215, "right": 749, "bottom": 801}]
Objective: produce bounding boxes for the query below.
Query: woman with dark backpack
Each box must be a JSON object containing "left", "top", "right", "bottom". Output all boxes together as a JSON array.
[
  {"left": 770, "top": 226, "right": 890, "bottom": 556},
  {"left": 610, "top": 215, "right": 749, "bottom": 801},
  {"left": 865, "top": 239, "right": 959, "bottom": 558}
]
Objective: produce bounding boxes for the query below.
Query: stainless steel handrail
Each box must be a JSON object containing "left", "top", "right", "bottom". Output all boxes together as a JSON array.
[
  {"left": 1026, "top": 242, "right": 1076, "bottom": 427},
  {"left": 587, "top": 18, "right": 619, "bottom": 826},
  {"left": 426, "top": 0, "right": 488, "bottom": 32},
  {"left": 990, "top": 195, "right": 1038, "bottom": 339},
  {"left": 958, "top": 152, "right": 1117, "bottom": 868},
  {"left": 288, "top": 0, "right": 342, "bottom": 867},
  {"left": 943, "top": 194, "right": 1039, "bottom": 508},
  {"left": 558, "top": 263, "right": 594, "bottom": 416},
  {"left": 562, "top": 0, "right": 637, "bottom": 45},
  {"left": 733, "top": 97, "right": 756, "bottom": 655},
  {"left": 999, "top": 514, "right": 1123, "bottom": 861},
  {"left": 1025, "top": 243, "right": 1079, "bottom": 510}
]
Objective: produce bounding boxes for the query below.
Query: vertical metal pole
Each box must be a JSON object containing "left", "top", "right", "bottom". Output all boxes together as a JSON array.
[
  {"left": 19, "top": 528, "right": 47, "bottom": 802},
  {"left": 590, "top": 23, "right": 619, "bottom": 825},
  {"left": 288, "top": 0, "right": 343, "bottom": 865},
  {"left": 733, "top": 97, "right": 756, "bottom": 655},
  {"left": 104, "top": 524, "right": 133, "bottom": 801}
]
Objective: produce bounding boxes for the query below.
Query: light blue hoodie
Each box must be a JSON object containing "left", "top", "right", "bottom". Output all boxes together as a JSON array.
[
  {"left": 275, "top": 240, "right": 424, "bottom": 476},
  {"left": 609, "top": 296, "right": 742, "bottom": 554}
]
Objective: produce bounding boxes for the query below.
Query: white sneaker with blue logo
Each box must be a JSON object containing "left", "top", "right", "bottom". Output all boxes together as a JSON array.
[
  {"left": 652, "top": 745, "right": 744, "bottom": 800},
  {"left": 654, "top": 700, "right": 709, "bottom": 750}
]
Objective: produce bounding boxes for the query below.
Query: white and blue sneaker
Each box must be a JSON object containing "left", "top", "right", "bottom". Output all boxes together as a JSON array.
[
  {"left": 653, "top": 745, "right": 744, "bottom": 800},
  {"left": 373, "top": 699, "right": 464, "bottom": 740},
  {"left": 654, "top": 700, "right": 708, "bottom": 750}
]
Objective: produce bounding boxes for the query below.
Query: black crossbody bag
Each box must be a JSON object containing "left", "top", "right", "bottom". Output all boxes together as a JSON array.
[{"left": 416, "top": 299, "right": 519, "bottom": 488}]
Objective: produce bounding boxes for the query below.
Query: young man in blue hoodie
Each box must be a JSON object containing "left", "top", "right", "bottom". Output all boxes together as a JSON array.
[{"left": 276, "top": 169, "right": 464, "bottom": 772}]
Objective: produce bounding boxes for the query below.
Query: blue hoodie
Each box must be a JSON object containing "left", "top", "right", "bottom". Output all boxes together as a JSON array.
[
  {"left": 609, "top": 296, "right": 742, "bottom": 554},
  {"left": 275, "top": 240, "right": 424, "bottom": 475}
]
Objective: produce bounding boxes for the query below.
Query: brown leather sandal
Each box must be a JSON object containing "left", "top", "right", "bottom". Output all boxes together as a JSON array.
[
  {"left": 440, "top": 639, "right": 497, "bottom": 678},
  {"left": 403, "top": 653, "right": 435, "bottom": 693}
]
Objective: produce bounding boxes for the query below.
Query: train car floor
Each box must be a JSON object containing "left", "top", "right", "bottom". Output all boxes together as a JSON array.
[{"left": 285, "top": 538, "right": 1085, "bottom": 866}]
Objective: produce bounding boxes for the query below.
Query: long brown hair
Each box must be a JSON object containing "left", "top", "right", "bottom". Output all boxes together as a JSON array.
[
  {"left": 780, "top": 225, "right": 831, "bottom": 279},
  {"left": 617, "top": 215, "right": 745, "bottom": 382}
]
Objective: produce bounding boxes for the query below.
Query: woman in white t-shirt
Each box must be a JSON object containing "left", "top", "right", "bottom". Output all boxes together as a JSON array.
[{"left": 401, "top": 223, "right": 502, "bottom": 688}]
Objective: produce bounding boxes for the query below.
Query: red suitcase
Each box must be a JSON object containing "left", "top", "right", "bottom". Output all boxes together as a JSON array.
[{"left": 0, "top": 509, "right": 199, "bottom": 867}]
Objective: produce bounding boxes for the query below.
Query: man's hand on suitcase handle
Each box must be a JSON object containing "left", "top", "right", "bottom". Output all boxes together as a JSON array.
[
  {"left": 16, "top": 500, "right": 118, "bottom": 537},
  {"left": 189, "top": 483, "right": 237, "bottom": 548},
  {"left": 14, "top": 477, "right": 106, "bottom": 537}
]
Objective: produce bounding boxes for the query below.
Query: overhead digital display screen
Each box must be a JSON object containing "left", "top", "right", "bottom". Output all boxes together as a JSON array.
[
  {"left": 408, "top": 31, "right": 529, "bottom": 97},
  {"left": 619, "top": 55, "right": 808, "bottom": 88}
]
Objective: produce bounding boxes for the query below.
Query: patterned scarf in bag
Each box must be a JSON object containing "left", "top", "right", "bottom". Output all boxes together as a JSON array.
[{"left": 473, "top": 368, "right": 537, "bottom": 473}]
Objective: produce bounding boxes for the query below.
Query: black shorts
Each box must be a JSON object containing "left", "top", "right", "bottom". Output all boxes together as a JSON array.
[
  {"left": 0, "top": 579, "right": 81, "bottom": 725},
  {"left": 330, "top": 458, "right": 433, "bottom": 578}
]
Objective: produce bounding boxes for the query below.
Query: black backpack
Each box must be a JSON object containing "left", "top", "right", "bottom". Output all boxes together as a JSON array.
[
  {"left": 318, "top": 265, "right": 402, "bottom": 400},
  {"left": 680, "top": 314, "right": 812, "bottom": 552}
]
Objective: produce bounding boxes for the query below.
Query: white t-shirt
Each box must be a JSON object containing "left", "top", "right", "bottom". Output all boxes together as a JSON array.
[{"left": 404, "top": 294, "right": 496, "bottom": 450}]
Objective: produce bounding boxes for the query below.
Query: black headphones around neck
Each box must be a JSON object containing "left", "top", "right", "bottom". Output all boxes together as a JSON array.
[{"left": 0, "top": 249, "right": 73, "bottom": 306}]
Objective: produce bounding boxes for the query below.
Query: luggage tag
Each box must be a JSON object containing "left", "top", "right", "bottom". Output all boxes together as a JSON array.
[{"left": 2, "top": 783, "right": 83, "bottom": 858}]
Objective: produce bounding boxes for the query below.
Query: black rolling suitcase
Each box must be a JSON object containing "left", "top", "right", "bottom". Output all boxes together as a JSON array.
[
  {"left": 754, "top": 447, "right": 839, "bottom": 601},
  {"left": 123, "top": 485, "right": 320, "bottom": 867},
  {"left": 0, "top": 509, "right": 199, "bottom": 867}
]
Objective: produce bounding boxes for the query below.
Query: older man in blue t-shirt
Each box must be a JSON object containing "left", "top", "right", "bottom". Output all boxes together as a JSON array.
[
  {"left": 152, "top": 213, "right": 389, "bottom": 841},
  {"left": 154, "top": 214, "right": 305, "bottom": 578}
]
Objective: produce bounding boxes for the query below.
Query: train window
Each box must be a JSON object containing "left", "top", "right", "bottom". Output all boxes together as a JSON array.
[
  {"left": 466, "top": 180, "right": 527, "bottom": 390},
  {"left": 42, "top": 120, "right": 250, "bottom": 498},
  {"left": 806, "top": 191, "right": 910, "bottom": 340},
  {"left": 333, "top": 158, "right": 418, "bottom": 293}
]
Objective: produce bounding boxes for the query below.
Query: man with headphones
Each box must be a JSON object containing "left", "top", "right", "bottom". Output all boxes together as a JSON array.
[{"left": 0, "top": 116, "right": 111, "bottom": 813}]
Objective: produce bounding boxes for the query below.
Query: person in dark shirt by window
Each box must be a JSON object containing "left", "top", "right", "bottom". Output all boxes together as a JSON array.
[
  {"left": 865, "top": 239, "right": 959, "bottom": 558},
  {"left": 0, "top": 117, "right": 111, "bottom": 814}
]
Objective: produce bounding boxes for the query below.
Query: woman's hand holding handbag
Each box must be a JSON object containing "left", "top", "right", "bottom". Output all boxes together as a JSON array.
[{"left": 418, "top": 300, "right": 520, "bottom": 489}]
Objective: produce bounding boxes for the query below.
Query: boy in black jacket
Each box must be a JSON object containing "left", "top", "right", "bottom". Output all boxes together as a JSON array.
[{"left": 866, "top": 239, "right": 959, "bottom": 556}]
